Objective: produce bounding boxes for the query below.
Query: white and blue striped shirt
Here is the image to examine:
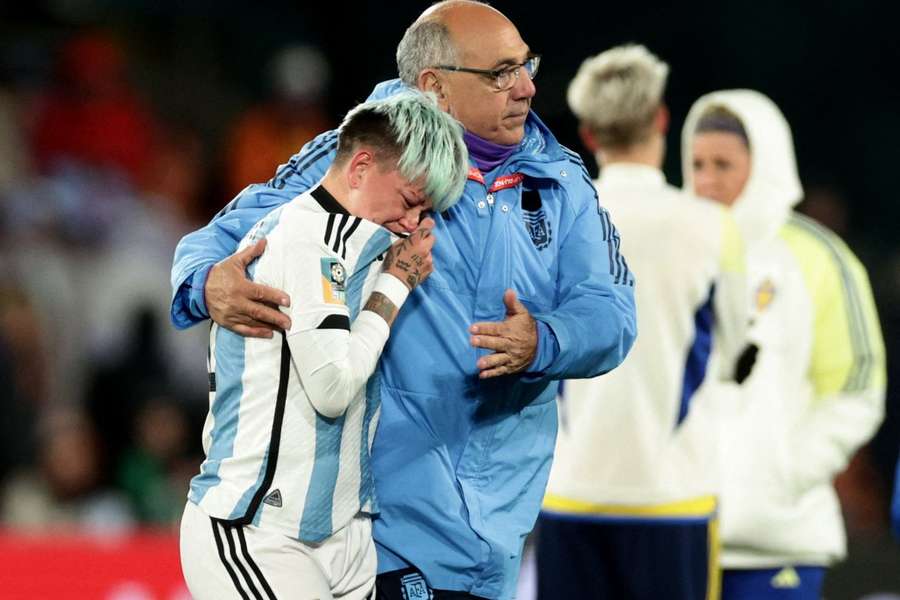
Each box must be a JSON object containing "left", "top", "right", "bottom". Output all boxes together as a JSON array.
[{"left": 189, "top": 184, "right": 397, "bottom": 542}]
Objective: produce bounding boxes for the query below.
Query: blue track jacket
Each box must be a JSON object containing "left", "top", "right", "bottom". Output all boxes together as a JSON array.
[{"left": 171, "top": 80, "right": 636, "bottom": 599}]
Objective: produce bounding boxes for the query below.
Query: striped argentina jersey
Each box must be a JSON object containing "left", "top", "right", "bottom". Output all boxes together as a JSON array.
[{"left": 189, "top": 184, "right": 396, "bottom": 543}]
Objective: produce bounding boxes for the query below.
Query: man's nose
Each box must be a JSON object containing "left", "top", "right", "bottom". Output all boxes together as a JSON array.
[{"left": 511, "top": 67, "right": 536, "bottom": 99}]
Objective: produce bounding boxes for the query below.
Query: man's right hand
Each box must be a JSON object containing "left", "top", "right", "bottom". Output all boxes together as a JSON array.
[
  {"left": 206, "top": 238, "right": 292, "bottom": 338},
  {"left": 383, "top": 217, "right": 436, "bottom": 290}
]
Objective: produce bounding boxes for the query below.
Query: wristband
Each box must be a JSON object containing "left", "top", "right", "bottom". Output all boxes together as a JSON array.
[{"left": 373, "top": 272, "right": 410, "bottom": 308}]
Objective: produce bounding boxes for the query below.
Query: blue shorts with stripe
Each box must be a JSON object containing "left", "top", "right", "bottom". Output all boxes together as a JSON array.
[
  {"left": 536, "top": 508, "right": 719, "bottom": 600},
  {"left": 721, "top": 566, "right": 825, "bottom": 600}
]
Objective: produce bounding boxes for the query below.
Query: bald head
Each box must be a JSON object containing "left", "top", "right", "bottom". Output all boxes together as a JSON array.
[
  {"left": 396, "top": 0, "right": 535, "bottom": 145},
  {"left": 397, "top": 1, "right": 520, "bottom": 87}
]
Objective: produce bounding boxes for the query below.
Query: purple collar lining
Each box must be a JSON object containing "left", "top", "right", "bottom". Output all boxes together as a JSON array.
[{"left": 464, "top": 130, "right": 518, "bottom": 173}]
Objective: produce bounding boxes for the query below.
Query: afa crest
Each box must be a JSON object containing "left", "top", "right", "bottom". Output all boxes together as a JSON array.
[
  {"left": 523, "top": 209, "right": 552, "bottom": 250},
  {"left": 755, "top": 278, "right": 776, "bottom": 312},
  {"left": 321, "top": 257, "right": 347, "bottom": 304},
  {"left": 400, "top": 572, "right": 432, "bottom": 600}
]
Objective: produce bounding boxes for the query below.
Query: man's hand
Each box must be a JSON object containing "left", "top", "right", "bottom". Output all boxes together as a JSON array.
[
  {"left": 469, "top": 289, "right": 537, "bottom": 379},
  {"left": 206, "top": 238, "right": 292, "bottom": 338},
  {"left": 383, "top": 217, "right": 436, "bottom": 290}
]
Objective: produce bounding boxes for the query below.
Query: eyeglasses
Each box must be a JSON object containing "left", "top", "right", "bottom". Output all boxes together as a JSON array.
[{"left": 432, "top": 55, "right": 541, "bottom": 92}]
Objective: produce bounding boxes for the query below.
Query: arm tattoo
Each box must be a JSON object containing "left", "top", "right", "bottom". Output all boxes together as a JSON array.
[{"left": 363, "top": 291, "right": 399, "bottom": 326}]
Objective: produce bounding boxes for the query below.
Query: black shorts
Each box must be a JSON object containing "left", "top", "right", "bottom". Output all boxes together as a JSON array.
[
  {"left": 536, "top": 509, "right": 719, "bottom": 600},
  {"left": 376, "top": 567, "right": 489, "bottom": 600}
]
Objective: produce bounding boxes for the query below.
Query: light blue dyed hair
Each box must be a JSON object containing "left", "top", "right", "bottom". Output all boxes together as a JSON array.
[{"left": 336, "top": 91, "right": 468, "bottom": 212}]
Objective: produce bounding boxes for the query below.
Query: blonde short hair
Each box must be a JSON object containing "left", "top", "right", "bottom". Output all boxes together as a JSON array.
[{"left": 567, "top": 44, "right": 669, "bottom": 149}]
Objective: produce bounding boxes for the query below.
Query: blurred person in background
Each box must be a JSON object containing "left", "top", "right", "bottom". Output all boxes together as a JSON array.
[
  {"left": 170, "top": 2, "right": 636, "bottom": 598},
  {"left": 0, "top": 283, "right": 42, "bottom": 484},
  {"left": 223, "top": 44, "right": 332, "bottom": 197},
  {"left": 536, "top": 44, "right": 747, "bottom": 600},
  {"left": 0, "top": 407, "right": 134, "bottom": 534},
  {"left": 30, "top": 32, "right": 159, "bottom": 185},
  {"left": 684, "top": 90, "right": 886, "bottom": 599},
  {"left": 117, "top": 395, "right": 193, "bottom": 527},
  {"left": 0, "top": 87, "right": 32, "bottom": 193}
]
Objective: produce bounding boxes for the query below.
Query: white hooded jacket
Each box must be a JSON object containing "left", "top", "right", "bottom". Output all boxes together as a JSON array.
[{"left": 683, "top": 90, "right": 886, "bottom": 568}]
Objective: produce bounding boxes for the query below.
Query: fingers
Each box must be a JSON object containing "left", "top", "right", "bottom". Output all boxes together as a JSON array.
[
  {"left": 469, "top": 321, "right": 505, "bottom": 336},
  {"left": 504, "top": 289, "right": 526, "bottom": 315},
  {"left": 235, "top": 238, "right": 267, "bottom": 266},
  {"left": 230, "top": 322, "right": 277, "bottom": 339},
  {"left": 236, "top": 296, "right": 292, "bottom": 331},
  {"left": 418, "top": 216, "right": 435, "bottom": 230},
  {"left": 470, "top": 333, "right": 508, "bottom": 351},
  {"left": 249, "top": 281, "right": 291, "bottom": 308},
  {"left": 476, "top": 352, "right": 511, "bottom": 379}
]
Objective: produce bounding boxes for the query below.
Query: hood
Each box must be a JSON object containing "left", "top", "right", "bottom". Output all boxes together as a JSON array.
[{"left": 681, "top": 89, "right": 803, "bottom": 244}]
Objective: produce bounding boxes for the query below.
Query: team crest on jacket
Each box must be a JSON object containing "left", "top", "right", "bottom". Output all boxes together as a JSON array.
[
  {"left": 321, "top": 257, "right": 347, "bottom": 304},
  {"left": 523, "top": 209, "right": 552, "bottom": 250},
  {"left": 400, "top": 572, "right": 432, "bottom": 599}
]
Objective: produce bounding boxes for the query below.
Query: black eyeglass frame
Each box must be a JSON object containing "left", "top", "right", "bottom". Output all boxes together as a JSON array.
[{"left": 432, "top": 55, "right": 541, "bottom": 91}]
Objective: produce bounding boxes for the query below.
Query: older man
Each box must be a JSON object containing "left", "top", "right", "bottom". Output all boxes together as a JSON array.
[{"left": 171, "top": 2, "right": 636, "bottom": 598}]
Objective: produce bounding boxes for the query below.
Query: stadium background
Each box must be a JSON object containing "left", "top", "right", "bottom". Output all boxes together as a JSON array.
[{"left": 0, "top": 1, "right": 897, "bottom": 598}]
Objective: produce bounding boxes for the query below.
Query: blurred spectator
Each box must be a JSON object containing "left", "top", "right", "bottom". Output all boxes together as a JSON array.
[
  {"left": 0, "top": 89, "right": 32, "bottom": 192},
  {"left": 223, "top": 44, "right": 332, "bottom": 195},
  {"left": 0, "top": 284, "right": 41, "bottom": 483},
  {"left": 118, "top": 396, "right": 194, "bottom": 527},
  {"left": 0, "top": 408, "right": 134, "bottom": 534},
  {"left": 30, "top": 32, "right": 159, "bottom": 185}
]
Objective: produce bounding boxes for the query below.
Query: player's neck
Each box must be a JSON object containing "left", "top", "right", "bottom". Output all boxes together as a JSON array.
[
  {"left": 597, "top": 135, "right": 664, "bottom": 170},
  {"left": 320, "top": 168, "right": 355, "bottom": 215}
]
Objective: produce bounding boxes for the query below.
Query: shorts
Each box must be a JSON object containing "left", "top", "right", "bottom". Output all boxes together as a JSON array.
[
  {"left": 180, "top": 500, "right": 376, "bottom": 600},
  {"left": 721, "top": 566, "right": 825, "bottom": 600},
  {"left": 536, "top": 506, "right": 719, "bottom": 600}
]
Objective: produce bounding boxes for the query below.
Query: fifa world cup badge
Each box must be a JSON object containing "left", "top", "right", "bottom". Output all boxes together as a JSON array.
[{"left": 321, "top": 257, "right": 347, "bottom": 304}]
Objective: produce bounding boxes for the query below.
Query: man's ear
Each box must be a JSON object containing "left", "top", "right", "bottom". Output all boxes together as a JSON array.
[
  {"left": 578, "top": 124, "right": 599, "bottom": 154},
  {"left": 418, "top": 70, "right": 449, "bottom": 111},
  {"left": 347, "top": 149, "right": 374, "bottom": 189},
  {"left": 655, "top": 104, "right": 670, "bottom": 135}
]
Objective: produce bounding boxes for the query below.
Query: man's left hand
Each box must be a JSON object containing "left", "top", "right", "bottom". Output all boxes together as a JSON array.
[{"left": 470, "top": 289, "right": 537, "bottom": 379}]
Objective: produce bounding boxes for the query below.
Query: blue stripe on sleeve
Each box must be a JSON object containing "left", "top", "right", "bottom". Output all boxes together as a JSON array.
[{"left": 189, "top": 327, "right": 246, "bottom": 503}]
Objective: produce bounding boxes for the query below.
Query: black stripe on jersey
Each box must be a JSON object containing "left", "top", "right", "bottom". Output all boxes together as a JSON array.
[
  {"left": 324, "top": 213, "right": 336, "bottom": 246},
  {"left": 223, "top": 524, "right": 265, "bottom": 600},
  {"left": 237, "top": 332, "right": 290, "bottom": 524},
  {"left": 332, "top": 214, "right": 350, "bottom": 253},
  {"left": 340, "top": 217, "right": 362, "bottom": 259},
  {"left": 311, "top": 184, "right": 350, "bottom": 215},
  {"left": 317, "top": 314, "right": 351, "bottom": 330},
  {"left": 211, "top": 519, "right": 251, "bottom": 600},
  {"left": 236, "top": 527, "right": 278, "bottom": 600},
  {"left": 208, "top": 372, "right": 216, "bottom": 393}
]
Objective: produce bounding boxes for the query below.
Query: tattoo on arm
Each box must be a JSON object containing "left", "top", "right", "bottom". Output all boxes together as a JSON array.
[{"left": 363, "top": 291, "right": 399, "bottom": 327}]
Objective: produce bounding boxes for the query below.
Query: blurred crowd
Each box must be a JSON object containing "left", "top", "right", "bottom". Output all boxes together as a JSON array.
[{"left": 0, "top": 30, "right": 335, "bottom": 533}]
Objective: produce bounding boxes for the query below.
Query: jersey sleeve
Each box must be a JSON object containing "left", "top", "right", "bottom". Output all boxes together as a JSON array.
[{"left": 280, "top": 227, "right": 407, "bottom": 419}]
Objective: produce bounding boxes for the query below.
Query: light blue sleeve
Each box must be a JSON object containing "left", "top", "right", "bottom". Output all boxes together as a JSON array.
[
  {"left": 169, "top": 130, "right": 337, "bottom": 329},
  {"left": 531, "top": 161, "right": 637, "bottom": 379}
]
